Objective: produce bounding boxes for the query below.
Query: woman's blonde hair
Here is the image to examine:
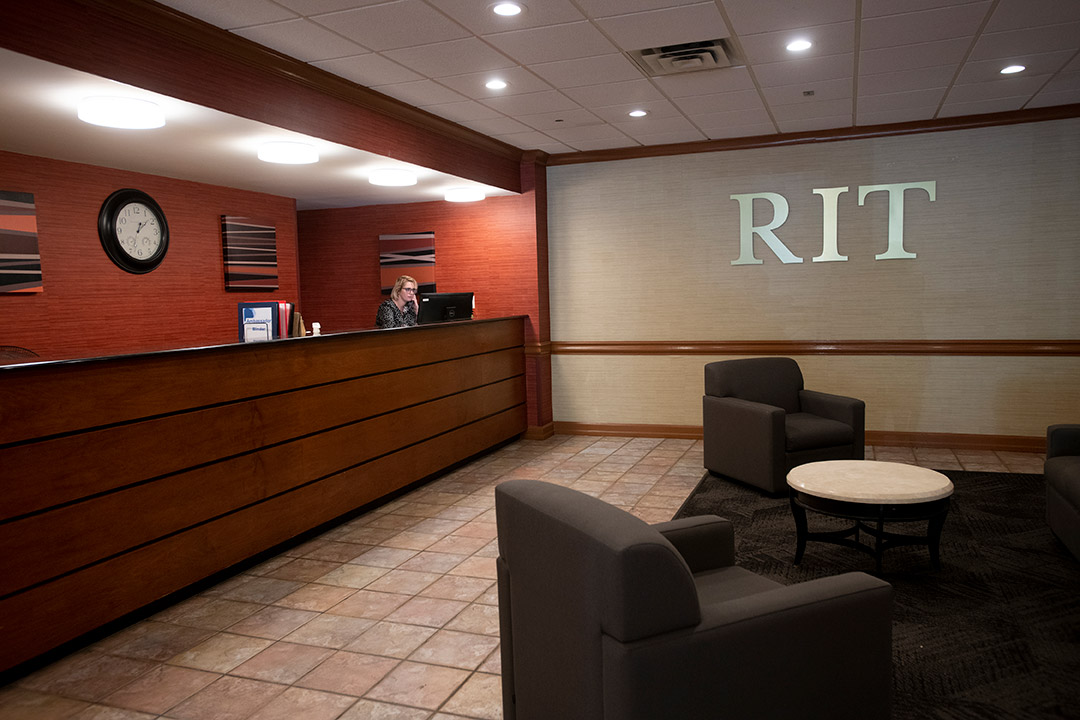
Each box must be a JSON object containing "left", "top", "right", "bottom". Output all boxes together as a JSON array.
[{"left": 390, "top": 275, "right": 418, "bottom": 302}]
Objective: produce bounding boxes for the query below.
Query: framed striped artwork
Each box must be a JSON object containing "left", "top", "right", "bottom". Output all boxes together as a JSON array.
[
  {"left": 0, "top": 191, "right": 43, "bottom": 294},
  {"left": 379, "top": 232, "right": 435, "bottom": 294},
  {"left": 221, "top": 216, "right": 278, "bottom": 291}
]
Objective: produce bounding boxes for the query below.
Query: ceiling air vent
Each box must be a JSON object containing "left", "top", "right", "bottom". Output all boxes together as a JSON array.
[{"left": 628, "top": 39, "right": 737, "bottom": 77}]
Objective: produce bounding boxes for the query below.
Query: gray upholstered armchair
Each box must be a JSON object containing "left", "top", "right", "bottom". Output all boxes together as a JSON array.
[
  {"left": 1046, "top": 424, "right": 1080, "bottom": 559},
  {"left": 703, "top": 357, "right": 865, "bottom": 494},
  {"left": 495, "top": 479, "right": 893, "bottom": 720}
]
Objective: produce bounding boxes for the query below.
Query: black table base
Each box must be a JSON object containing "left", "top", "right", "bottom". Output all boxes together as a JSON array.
[{"left": 789, "top": 491, "right": 951, "bottom": 572}]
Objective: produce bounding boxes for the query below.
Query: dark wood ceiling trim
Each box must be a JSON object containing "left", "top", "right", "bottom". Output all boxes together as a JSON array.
[
  {"left": 551, "top": 339, "right": 1080, "bottom": 356},
  {"left": 547, "top": 103, "right": 1080, "bottom": 166}
]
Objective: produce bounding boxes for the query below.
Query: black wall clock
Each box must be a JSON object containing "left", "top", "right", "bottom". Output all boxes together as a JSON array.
[{"left": 98, "top": 188, "right": 169, "bottom": 273}]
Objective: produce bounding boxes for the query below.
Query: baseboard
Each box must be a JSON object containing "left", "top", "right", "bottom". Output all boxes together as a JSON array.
[
  {"left": 523, "top": 422, "right": 555, "bottom": 440},
  {"left": 552, "top": 422, "right": 1045, "bottom": 453}
]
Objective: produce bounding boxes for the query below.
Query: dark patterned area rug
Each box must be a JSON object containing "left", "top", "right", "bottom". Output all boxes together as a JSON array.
[{"left": 674, "top": 470, "right": 1080, "bottom": 720}]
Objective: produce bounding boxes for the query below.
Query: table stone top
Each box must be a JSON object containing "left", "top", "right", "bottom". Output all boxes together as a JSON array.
[{"left": 787, "top": 460, "right": 954, "bottom": 504}]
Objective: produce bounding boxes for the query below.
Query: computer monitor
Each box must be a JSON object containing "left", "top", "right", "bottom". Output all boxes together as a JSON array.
[{"left": 417, "top": 292, "right": 474, "bottom": 324}]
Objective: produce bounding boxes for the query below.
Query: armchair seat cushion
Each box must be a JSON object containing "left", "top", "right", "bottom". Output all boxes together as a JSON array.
[
  {"left": 785, "top": 412, "right": 855, "bottom": 452},
  {"left": 694, "top": 566, "right": 784, "bottom": 606},
  {"left": 1046, "top": 456, "right": 1080, "bottom": 508}
]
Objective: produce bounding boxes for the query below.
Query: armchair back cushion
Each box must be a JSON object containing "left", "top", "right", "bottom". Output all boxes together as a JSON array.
[{"left": 705, "top": 356, "right": 803, "bottom": 412}]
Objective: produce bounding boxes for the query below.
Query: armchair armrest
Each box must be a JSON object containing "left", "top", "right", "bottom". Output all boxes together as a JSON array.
[
  {"left": 652, "top": 515, "right": 735, "bottom": 572},
  {"left": 799, "top": 389, "right": 864, "bottom": 426},
  {"left": 703, "top": 395, "right": 786, "bottom": 488},
  {"left": 1047, "top": 424, "right": 1080, "bottom": 459}
]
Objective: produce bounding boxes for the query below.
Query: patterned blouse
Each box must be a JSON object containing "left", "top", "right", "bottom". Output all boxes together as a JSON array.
[{"left": 375, "top": 298, "right": 418, "bottom": 329}]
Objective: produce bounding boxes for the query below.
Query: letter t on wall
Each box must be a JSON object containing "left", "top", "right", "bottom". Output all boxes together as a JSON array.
[{"left": 858, "top": 181, "right": 937, "bottom": 260}]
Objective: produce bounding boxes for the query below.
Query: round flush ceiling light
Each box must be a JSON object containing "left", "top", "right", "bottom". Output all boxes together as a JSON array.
[
  {"left": 258, "top": 141, "right": 319, "bottom": 164},
  {"left": 444, "top": 187, "right": 486, "bottom": 203},
  {"left": 628, "top": 109, "right": 648, "bottom": 118},
  {"left": 786, "top": 39, "right": 812, "bottom": 52},
  {"left": 78, "top": 96, "right": 165, "bottom": 129},
  {"left": 1000, "top": 64, "right": 1026, "bottom": 74},
  {"left": 369, "top": 168, "right": 418, "bottom": 187},
  {"left": 492, "top": 2, "right": 523, "bottom": 16},
  {"left": 486, "top": 79, "right": 508, "bottom": 90}
]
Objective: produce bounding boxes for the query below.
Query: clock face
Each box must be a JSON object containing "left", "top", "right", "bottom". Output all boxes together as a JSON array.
[
  {"left": 115, "top": 202, "right": 164, "bottom": 260},
  {"left": 98, "top": 189, "right": 169, "bottom": 273}
]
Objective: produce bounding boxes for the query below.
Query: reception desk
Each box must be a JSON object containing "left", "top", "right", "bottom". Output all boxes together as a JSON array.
[{"left": 0, "top": 317, "right": 527, "bottom": 673}]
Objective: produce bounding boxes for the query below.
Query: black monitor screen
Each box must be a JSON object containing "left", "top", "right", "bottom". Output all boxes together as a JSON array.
[{"left": 417, "top": 292, "right": 474, "bottom": 324}]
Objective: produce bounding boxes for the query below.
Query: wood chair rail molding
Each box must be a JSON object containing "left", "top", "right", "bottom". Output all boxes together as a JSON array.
[{"left": 550, "top": 339, "right": 1080, "bottom": 357}]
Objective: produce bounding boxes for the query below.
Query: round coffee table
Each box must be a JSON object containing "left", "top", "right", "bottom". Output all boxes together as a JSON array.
[{"left": 786, "top": 460, "right": 954, "bottom": 571}]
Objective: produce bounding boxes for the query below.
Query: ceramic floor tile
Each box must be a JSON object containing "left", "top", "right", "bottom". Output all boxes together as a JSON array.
[
  {"left": 345, "top": 622, "right": 437, "bottom": 660},
  {"left": 350, "top": 547, "right": 419, "bottom": 569},
  {"left": 246, "top": 686, "right": 357, "bottom": 720},
  {"left": 264, "top": 558, "right": 345, "bottom": 583},
  {"left": 217, "top": 577, "right": 305, "bottom": 605},
  {"left": 438, "top": 672, "right": 502, "bottom": 720},
  {"left": 0, "top": 687, "right": 90, "bottom": 719},
  {"left": 301, "top": 541, "right": 373, "bottom": 563},
  {"left": 16, "top": 651, "right": 154, "bottom": 703},
  {"left": 95, "top": 623, "right": 214, "bottom": 663},
  {"left": 229, "top": 642, "right": 334, "bottom": 684},
  {"left": 274, "top": 583, "right": 358, "bottom": 612},
  {"left": 296, "top": 651, "right": 399, "bottom": 697},
  {"left": 408, "top": 631, "right": 500, "bottom": 671},
  {"left": 381, "top": 532, "right": 443, "bottom": 552},
  {"left": 226, "top": 606, "right": 320, "bottom": 641},
  {"left": 338, "top": 698, "right": 431, "bottom": 720},
  {"left": 451, "top": 521, "right": 497, "bottom": 541},
  {"left": 316, "top": 564, "right": 391, "bottom": 590},
  {"left": 418, "top": 576, "right": 494, "bottom": 603},
  {"left": 478, "top": 645, "right": 501, "bottom": 675},
  {"left": 71, "top": 704, "right": 159, "bottom": 719},
  {"left": 423, "top": 536, "right": 488, "bottom": 556},
  {"left": 327, "top": 590, "right": 412, "bottom": 621},
  {"left": 152, "top": 598, "right": 263, "bottom": 632},
  {"left": 364, "top": 661, "right": 469, "bottom": 711},
  {"left": 384, "top": 597, "right": 468, "bottom": 629},
  {"left": 364, "top": 570, "right": 441, "bottom": 595},
  {"left": 282, "top": 614, "right": 375, "bottom": 649},
  {"left": 101, "top": 665, "right": 219, "bottom": 715},
  {"left": 446, "top": 557, "right": 496, "bottom": 580},
  {"left": 167, "top": 633, "right": 273, "bottom": 673},
  {"left": 166, "top": 675, "right": 284, "bottom": 720},
  {"left": 444, "top": 605, "right": 500, "bottom": 637}
]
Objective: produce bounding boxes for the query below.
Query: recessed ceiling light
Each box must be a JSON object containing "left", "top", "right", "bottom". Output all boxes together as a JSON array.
[
  {"left": 78, "top": 96, "right": 165, "bottom": 129},
  {"left": 486, "top": 79, "right": 508, "bottom": 90},
  {"left": 786, "top": 39, "right": 812, "bottom": 52},
  {"left": 257, "top": 141, "right": 319, "bottom": 164},
  {"left": 369, "top": 168, "right": 417, "bottom": 187},
  {"left": 628, "top": 110, "right": 648, "bottom": 118},
  {"left": 1000, "top": 64, "right": 1026, "bottom": 74},
  {"left": 444, "top": 187, "right": 485, "bottom": 202},
  {"left": 492, "top": 2, "right": 523, "bottom": 16}
]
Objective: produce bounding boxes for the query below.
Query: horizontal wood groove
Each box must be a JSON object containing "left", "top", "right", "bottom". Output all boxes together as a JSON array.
[
  {"left": 550, "top": 339, "right": 1080, "bottom": 357},
  {"left": 547, "top": 103, "right": 1080, "bottom": 165},
  {"left": 553, "top": 423, "right": 1045, "bottom": 454}
]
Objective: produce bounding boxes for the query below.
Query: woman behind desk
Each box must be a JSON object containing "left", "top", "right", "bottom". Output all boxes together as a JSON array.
[{"left": 375, "top": 275, "right": 419, "bottom": 329}]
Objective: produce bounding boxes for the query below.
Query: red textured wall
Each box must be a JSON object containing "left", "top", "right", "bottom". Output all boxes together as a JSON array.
[{"left": 0, "top": 151, "right": 299, "bottom": 362}]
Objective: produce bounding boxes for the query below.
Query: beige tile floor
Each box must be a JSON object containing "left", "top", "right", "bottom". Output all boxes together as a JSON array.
[{"left": 0, "top": 436, "right": 1045, "bottom": 720}]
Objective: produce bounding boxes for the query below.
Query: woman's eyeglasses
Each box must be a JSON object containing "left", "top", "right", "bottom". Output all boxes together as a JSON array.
[{"left": 402, "top": 288, "right": 417, "bottom": 293}]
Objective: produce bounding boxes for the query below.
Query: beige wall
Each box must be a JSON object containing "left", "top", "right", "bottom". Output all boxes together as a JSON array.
[{"left": 547, "top": 119, "right": 1080, "bottom": 437}]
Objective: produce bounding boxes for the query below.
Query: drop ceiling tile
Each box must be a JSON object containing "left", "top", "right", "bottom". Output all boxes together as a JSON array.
[
  {"left": 753, "top": 53, "right": 854, "bottom": 88},
  {"left": 1027, "top": 86, "right": 1080, "bottom": 107},
  {"left": 633, "top": 128, "right": 709, "bottom": 145},
  {"left": 946, "top": 74, "right": 1049, "bottom": 103},
  {"left": 672, "top": 89, "right": 766, "bottom": 115},
  {"left": 312, "top": 54, "right": 423, "bottom": 86},
  {"left": 856, "top": 106, "right": 940, "bottom": 126},
  {"left": 762, "top": 77, "right": 852, "bottom": 106},
  {"left": 650, "top": 67, "right": 755, "bottom": 98},
  {"left": 723, "top": 0, "right": 854, "bottom": 36},
  {"left": 157, "top": 0, "right": 297, "bottom": 27},
  {"left": 424, "top": 0, "right": 585, "bottom": 35},
  {"left": 311, "top": 0, "right": 471, "bottom": 52},
  {"left": 613, "top": 114, "right": 697, "bottom": 138},
  {"left": 984, "top": 0, "right": 1080, "bottom": 32},
  {"left": 857, "top": 87, "right": 948, "bottom": 113},
  {"left": 231, "top": 19, "right": 368, "bottom": 61},
  {"left": 373, "top": 79, "right": 468, "bottom": 106},
  {"left": 421, "top": 100, "right": 503, "bottom": 123},
  {"left": 860, "top": 3, "right": 992, "bottom": 50},
  {"left": 589, "top": 99, "right": 682, "bottom": 123},
  {"left": 968, "top": 22, "right": 1080, "bottom": 61},
  {"left": 480, "top": 90, "right": 581, "bottom": 116},
  {"left": 862, "top": 0, "right": 986, "bottom": 18},
  {"left": 461, "top": 116, "right": 533, "bottom": 136},
  {"left": 561, "top": 79, "right": 666, "bottom": 108},
  {"left": 1039, "top": 70, "right": 1080, "bottom": 92},
  {"left": 484, "top": 22, "right": 618, "bottom": 65},
  {"left": 776, "top": 115, "right": 851, "bottom": 133},
  {"left": 494, "top": 130, "right": 563, "bottom": 148},
  {"left": 545, "top": 123, "right": 628, "bottom": 142},
  {"left": 859, "top": 65, "right": 957, "bottom": 96},
  {"left": 1065, "top": 54, "right": 1080, "bottom": 73},
  {"left": 515, "top": 108, "right": 605, "bottom": 131},
  {"left": 955, "top": 50, "right": 1075, "bottom": 83},
  {"left": 938, "top": 95, "right": 1028, "bottom": 116},
  {"left": 769, "top": 97, "right": 852, "bottom": 121},
  {"left": 438, "top": 67, "right": 553, "bottom": 100},
  {"left": 690, "top": 106, "right": 772, "bottom": 129},
  {"left": 576, "top": 0, "right": 703, "bottom": 17},
  {"left": 592, "top": 3, "right": 729, "bottom": 51},
  {"left": 567, "top": 136, "right": 641, "bottom": 151},
  {"left": 704, "top": 122, "right": 779, "bottom": 140},
  {"left": 529, "top": 54, "right": 643, "bottom": 89},
  {"left": 739, "top": 22, "right": 855, "bottom": 66},
  {"left": 382, "top": 38, "right": 517, "bottom": 78},
  {"left": 277, "top": 0, "right": 389, "bottom": 14},
  {"left": 859, "top": 37, "right": 969, "bottom": 75}
]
